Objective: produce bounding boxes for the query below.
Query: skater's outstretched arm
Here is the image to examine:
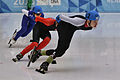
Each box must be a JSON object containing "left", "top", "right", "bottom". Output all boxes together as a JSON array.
[{"left": 59, "top": 14, "right": 86, "bottom": 27}]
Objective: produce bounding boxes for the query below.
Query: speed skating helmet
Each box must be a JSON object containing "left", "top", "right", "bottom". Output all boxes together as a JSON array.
[{"left": 85, "top": 10, "right": 100, "bottom": 20}]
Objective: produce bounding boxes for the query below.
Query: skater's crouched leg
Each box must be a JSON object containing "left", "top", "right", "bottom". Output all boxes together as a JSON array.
[
  {"left": 54, "top": 45, "right": 68, "bottom": 58},
  {"left": 21, "top": 41, "right": 38, "bottom": 56},
  {"left": 46, "top": 49, "right": 55, "bottom": 56},
  {"left": 30, "top": 49, "right": 55, "bottom": 63}
]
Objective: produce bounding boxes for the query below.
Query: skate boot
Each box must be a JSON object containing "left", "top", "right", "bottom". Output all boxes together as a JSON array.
[
  {"left": 28, "top": 49, "right": 41, "bottom": 63},
  {"left": 8, "top": 29, "right": 17, "bottom": 48},
  {"left": 36, "top": 61, "right": 49, "bottom": 74},
  {"left": 27, "top": 47, "right": 41, "bottom": 67},
  {"left": 12, "top": 53, "right": 23, "bottom": 62},
  {"left": 9, "top": 39, "right": 16, "bottom": 47}
]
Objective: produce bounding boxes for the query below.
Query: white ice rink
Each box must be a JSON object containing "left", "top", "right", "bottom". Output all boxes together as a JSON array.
[{"left": 0, "top": 13, "right": 120, "bottom": 80}]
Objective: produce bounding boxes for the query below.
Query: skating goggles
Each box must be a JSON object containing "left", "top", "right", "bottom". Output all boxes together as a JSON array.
[{"left": 34, "top": 13, "right": 41, "bottom": 16}]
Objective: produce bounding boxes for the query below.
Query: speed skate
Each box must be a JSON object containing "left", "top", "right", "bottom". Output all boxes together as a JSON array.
[{"left": 8, "top": 29, "right": 17, "bottom": 48}]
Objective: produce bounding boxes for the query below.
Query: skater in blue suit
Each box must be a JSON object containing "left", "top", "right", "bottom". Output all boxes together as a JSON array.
[{"left": 8, "top": 6, "right": 44, "bottom": 47}]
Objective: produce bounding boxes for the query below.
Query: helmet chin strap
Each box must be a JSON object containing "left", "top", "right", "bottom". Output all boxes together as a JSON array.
[
  {"left": 85, "top": 20, "right": 91, "bottom": 28},
  {"left": 86, "top": 20, "right": 92, "bottom": 27},
  {"left": 88, "top": 20, "right": 92, "bottom": 27}
]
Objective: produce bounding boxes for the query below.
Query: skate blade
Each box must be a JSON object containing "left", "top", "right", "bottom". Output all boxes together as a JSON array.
[
  {"left": 27, "top": 54, "right": 33, "bottom": 67},
  {"left": 8, "top": 29, "right": 17, "bottom": 44},
  {"left": 36, "top": 69, "right": 45, "bottom": 74},
  {"left": 28, "top": 55, "right": 30, "bottom": 60},
  {"left": 12, "top": 58, "right": 18, "bottom": 62},
  {"left": 27, "top": 60, "right": 31, "bottom": 67},
  {"left": 8, "top": 39, "right": 11, "bottom": 44},
  {"left": 9, "top": 44, "right": 12, "bottom": 48}
]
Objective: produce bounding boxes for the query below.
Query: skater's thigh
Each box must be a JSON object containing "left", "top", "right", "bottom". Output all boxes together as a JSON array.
[
  {"left": 40, "top": 31, "right": 51, "bottom": 40},
  {"left": 21, "top": 29, "right": 31, "bottom": 37}
]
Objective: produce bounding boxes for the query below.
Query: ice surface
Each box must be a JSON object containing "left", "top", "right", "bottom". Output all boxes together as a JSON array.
[{"left": 0, "top": 13, "right": 120, "bottom": 80}]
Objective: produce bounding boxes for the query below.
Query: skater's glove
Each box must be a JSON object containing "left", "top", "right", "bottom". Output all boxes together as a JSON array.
[{"left": 56, "top": 15, "right": 61, "bottom": 23}]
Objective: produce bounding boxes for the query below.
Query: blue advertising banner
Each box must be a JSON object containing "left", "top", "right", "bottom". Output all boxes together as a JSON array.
[{"left": 0, "top": 0, "right": 120, "bottom": 13}]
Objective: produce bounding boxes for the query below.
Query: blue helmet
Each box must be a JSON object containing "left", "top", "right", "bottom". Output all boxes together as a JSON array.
[
  {"left": 85, "top": 10, "right": 100, "bottom": 20},
  {"left": 32, "top": 6, "right": 43, "bottom": 14}
]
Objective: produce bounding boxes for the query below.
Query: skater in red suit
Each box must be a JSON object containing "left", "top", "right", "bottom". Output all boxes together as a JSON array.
[{"left": 12, "top": 16, "right": 57, "bottom": 62}]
